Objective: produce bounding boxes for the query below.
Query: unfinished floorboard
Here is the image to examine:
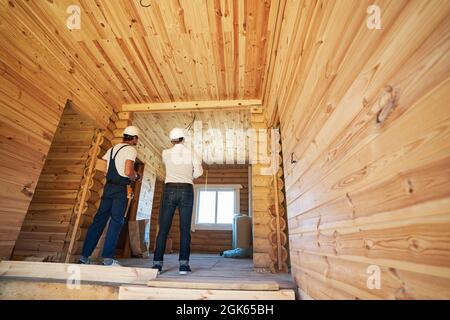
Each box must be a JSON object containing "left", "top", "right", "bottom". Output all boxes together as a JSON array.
[
  {"left": 0, "top": 260, "right": 157, "bottom": 285},
  {"left": 0, "top": 280, "right": 118, "bottom": 300},
  {"left": 147, "top": 278, "right": 279, "bottom": 291},
  {"left": 120, "top": 254, "right": 296, "bottom": 289},
  {"left": 119, "top": 286, "right": 296, "bottom": 300}
]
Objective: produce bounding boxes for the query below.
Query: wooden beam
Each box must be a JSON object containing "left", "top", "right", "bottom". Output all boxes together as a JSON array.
[
  {"left": 119, "top": 286, "right": 295, "bottom": 300},
  {"left": 122, "top": 99, "right": 262, "bottom": 113},
  {"left": 147, "top": 278, "right": 279, "bottom": 291},
  {"left": 0, "top": 261, "right": 158, "bottom": 285},
  {"left": 0, "top": 280, "right": 118, "bottom": 300},
  {"left": 65, "top": 129, "right": 103, "bottom": 263}
]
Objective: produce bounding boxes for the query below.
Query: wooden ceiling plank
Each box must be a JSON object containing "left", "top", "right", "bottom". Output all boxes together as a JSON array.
[
  {"left": 76, "top": 40, "right": 132, "bottom": 104},
  {"left": 254, "top": 0, "right": 273, "bottom": 98},
  {"left": 24, "top": 1, "right": 116, "bottom": 115},
  {"left": 140, "top": 36, "right": 177, "bottom": 101},
  {"left": 92, "top": 39, "right": 141, "bottom": 103},
  {"left": 237, "top": 0, "right": 246, "bottom": 98},
  {"left": 2, "top": 0, "right": 276, "bottom": 119},
  {"left": 116, "top": 37, "right": 159, "bottom": 101},
  {"left": 123, "top": 99, "right": 261, "bottom": 112}
]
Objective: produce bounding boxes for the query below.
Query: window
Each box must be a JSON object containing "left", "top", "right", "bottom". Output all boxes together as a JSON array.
[{"left": 193, "top": 184, "right": 241, "bottom": 230}]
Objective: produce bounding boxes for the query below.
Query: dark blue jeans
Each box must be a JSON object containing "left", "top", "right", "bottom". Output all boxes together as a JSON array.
[
  {"left": 82, "top": 184, "right": 127, "bottom": 259},
  {"left": 154, "top": 183, "right": 194, "bottom": 262}
]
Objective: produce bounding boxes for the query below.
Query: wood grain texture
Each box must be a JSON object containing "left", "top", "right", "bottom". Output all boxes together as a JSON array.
[
  {"left": 134, "top": 109, "right": 251, "bottom": 166},
  {"left": 121, "top": 253, "right": 296, "bottom": 289},
  {"left": 0, "top": 280, "right": 119, "bottom": 300},
  {"left": 118, "top": 286, "right": 295, "bottom": 300},
  {"left": 264, "top": 0, "right": 450, "bottom": 299},
  {"left": 2, "top": 0, "right": 448, "bottom": 300},
  {"left": 12, "top": 106, "right": 96, "bottom": 261},
  {"left": 0, "top": 260, "right": 158, "bottom": 285},
  {"left": 3, "top": 0, "right": 274, "bottom": 108},
  {"left": 123, "top": 99, "right": 261, "bottom": 112},
  {"left": 0, "top": 0, "right": 276, "bottom": 259},
  {"left": 250, "top": 108, "right": 275, "bottom": 270},
  {"left": 147, "top": 278, "right": 279, "bottom": 291}
]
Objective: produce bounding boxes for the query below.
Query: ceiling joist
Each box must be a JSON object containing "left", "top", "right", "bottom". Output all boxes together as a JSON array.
[{"left": 122, "top": 99, "right": 262, "bottom": 113}]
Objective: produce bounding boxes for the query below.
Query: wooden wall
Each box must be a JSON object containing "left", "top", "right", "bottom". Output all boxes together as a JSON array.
[
  {"left": 12, "top": 107, "right": 96, "bottom": 261},
  {"left": 263, "top": 0, "right": 450, "bottom": 299},
  {"left": 149, "top": 165, "right": 249, "bottom": 254},
  {"left": 0, "top": 2, "right": 112, "bottom": 259},
  {"left": 252, "top": 111, "right": 289, "bottom": 273}
]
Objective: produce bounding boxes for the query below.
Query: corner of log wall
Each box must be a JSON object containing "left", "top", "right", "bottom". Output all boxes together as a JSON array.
[{"left": 250, "top": 107, "right": 289, "bottom": 272}]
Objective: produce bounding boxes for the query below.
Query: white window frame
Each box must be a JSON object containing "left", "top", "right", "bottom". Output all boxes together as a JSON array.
[{"left": 192, "top": 184, "right": 242, "bottom": 231}]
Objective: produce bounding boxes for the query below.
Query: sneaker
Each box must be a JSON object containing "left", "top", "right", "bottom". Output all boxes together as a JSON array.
[
  {"left": 103, "top": 258, "right": 122, "bottom": 267},
  {"left": 179, "top": 265, "right": 191, "bottom": 275},
  {"left": 78, "top": 256, "right": 91, "bottom": 264},
  {"left": 152, "top": 264, "right": 162, "bottom": 274}
]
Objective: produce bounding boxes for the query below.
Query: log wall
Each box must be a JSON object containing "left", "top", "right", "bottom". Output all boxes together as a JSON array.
[
  {"left": 12, "top": 107, "right": 96, "bottom": 261},
  {"left": 0, "top": 1, "right": 112, "bottom": 259},
  {"left": 263, "top": 0, "right": 450, "bottom": 299}
]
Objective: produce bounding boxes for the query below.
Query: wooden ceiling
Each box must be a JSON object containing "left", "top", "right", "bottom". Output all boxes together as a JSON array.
[
  {"left": 8, "top": 0, "right": 276, "bottom": 111},
  {"left": 134, "top": 110, "right": 251, "bottom": 164},
  {"left": 1, "top": 0, "right": 278, "bottom": 170}
]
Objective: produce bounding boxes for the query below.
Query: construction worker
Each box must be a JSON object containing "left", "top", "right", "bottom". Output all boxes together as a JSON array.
[
  {"left": 79, "top": 126, "right": 141, "bottom": 266},
  {"left": 152, "top": 128, "right": 203, "bottom": 274}
]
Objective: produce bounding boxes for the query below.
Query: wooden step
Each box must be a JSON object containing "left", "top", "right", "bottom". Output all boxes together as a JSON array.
[
  {"left": 0, "top": 280, "right": 118, "bottom": 300},
  {"left": 147, "top": 278, "right": 280, "bottom": 291},
  {"left": 0, "top": 260, "right": 158, "bottom": 285},
  {"left": 119, "top": 286, "right": 296, "bottom": 300}
]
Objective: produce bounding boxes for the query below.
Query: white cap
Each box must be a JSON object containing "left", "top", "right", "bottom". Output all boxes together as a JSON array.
[
  {"left": 123, "top": 125, "right": 140, "bottom": 137},
  {"left": 169, "top": 128, "right": 185, "bottom": 140}
]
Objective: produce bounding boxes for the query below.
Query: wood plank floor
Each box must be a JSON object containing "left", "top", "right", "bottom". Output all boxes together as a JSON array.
[
  {"left": 0, "top": 255, "right": 296, "bottom": 299},
  {"left": 119, "top": 254, "right": 296, "bottom": 290}
]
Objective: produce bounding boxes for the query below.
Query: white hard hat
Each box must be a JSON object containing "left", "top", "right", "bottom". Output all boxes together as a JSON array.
[
  {"left": 169, "top": 128, "right": 185, "bottom": 140},
  {"left": 123, "top": 125, "right": 140, "bottom": 137}
]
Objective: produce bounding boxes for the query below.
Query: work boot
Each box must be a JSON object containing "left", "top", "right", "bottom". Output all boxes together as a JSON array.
[
  {"left": 152, "top": 264, "right": 162, "bottom": 274},
  {"left": 103, "top": 258, "right": 122, "bottom": 267},
  {"left": 78, "top": 256, "right": 91, "bottom": 264},
  {"left": 179, "top": 265, "right": 191, "bottom": 275}
]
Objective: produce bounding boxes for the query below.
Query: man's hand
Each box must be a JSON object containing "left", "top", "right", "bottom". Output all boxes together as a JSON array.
[{"left": 135, "top": 172, "right": 142, "bottom": 182}]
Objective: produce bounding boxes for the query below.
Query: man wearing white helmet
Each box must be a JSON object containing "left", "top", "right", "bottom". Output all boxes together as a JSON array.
[
  {"left": 79, "top": 125, "right": 141, "bottom": 266},
  {"left": 152, "top": 127, "right": 203, "bottom": 274}
]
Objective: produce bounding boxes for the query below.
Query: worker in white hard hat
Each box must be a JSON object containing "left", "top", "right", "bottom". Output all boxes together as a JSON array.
[
  {"left": 152, "top": 127, "right": 203, "bottom": 274},
  {"left": 79, "top": 125, "right": 142, "bottom": 266}
]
